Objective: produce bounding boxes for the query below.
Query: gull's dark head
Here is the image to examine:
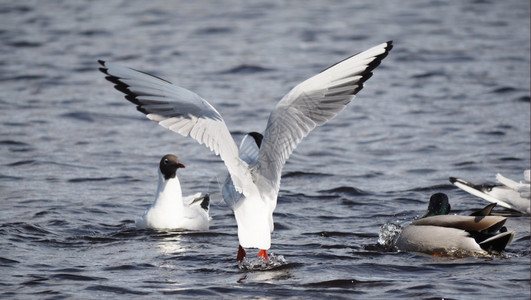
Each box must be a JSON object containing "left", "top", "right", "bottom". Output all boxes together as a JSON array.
[
  {"left": 248, "top": 131, "right": 263, "bottom": 148},
  {"left": 159, "top": 154, "right": 185, "bottom": 180}
]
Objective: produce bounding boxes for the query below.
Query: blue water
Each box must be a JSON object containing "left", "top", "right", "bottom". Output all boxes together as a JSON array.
[{"left": 1, "top": 0, "right": 529, "bottom": 298}]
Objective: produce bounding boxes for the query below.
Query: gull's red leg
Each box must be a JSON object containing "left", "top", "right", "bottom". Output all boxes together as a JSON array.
[
  {"left": 237, "top": 245, "right": 246, "bottom": 262},
  {"left": 258, "top": 249, "right": 268, "bottom": 260}
]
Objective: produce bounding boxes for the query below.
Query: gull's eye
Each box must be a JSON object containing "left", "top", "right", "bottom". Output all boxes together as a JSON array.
[{"left": 164, "top": 159, "right": 169, "bottom": 164}]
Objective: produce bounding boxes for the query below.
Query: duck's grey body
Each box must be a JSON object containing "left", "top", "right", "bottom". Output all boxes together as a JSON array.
[{"left": 396, "top": 193, "right": 515, "bottom": 256}]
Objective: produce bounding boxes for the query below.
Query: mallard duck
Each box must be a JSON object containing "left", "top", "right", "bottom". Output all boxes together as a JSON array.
[
  {"left": 135, "top": 154, "right": 210, "bottom": 231},
  {"left": 395, "top": 193, "right": 515, "bottom": 256},
  {"left": 449, "top": 170, "right": 530, "bottom": 214}
]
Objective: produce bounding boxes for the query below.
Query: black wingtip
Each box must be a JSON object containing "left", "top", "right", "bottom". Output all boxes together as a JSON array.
[
  {"left": 348, "top": 42, "right": 392, "bottom": 95},
  {"left": 97, "top": 62, "right": 146, "bottom": 110},
  {"left": 98, "top": 60, "right": 109, "bottom": 75},
  {"left": 367, "top": 41, "right": 393, "bottom": 70},
  {"left": 380, "top": 41, "right": 393, "bottom": 61},
  {"left": 449, "top": 177, "right": 486, "bottom": 191},
  {"left": 136, "top": 105, "right": 149, "bottom": 114},
  {"left": 200, "top": 194, "right": 210, "bottom": 211},
  {"left": 386, "top": 40, "right": 394, "bottom": 50},
  {"left": 319, "top": 41, "right": 393, "bottom": 75}
]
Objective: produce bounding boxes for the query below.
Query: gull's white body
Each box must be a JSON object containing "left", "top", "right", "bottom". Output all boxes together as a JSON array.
[
  {"left": 222, "top": 133, "right": 276, "bottom": 249},
  {"left": 100, "top": 41, "right": 393, "bottom": 252},
  {"left": 135, "top": 170, "right": 210, "bottom": 230}
]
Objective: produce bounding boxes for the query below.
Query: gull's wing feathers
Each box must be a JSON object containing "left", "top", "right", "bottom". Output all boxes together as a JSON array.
[
  {"left": 238, "top": 132, "right": 262, "bottom": 165},
  {"left": 98, "top": 61, "right": 254, "bottom": 196},
  {"left": 496, "top": 172, "right": 531, "bottom": 194},
  {"left": 449, "top": 177, "right": 514, "bottom": 209},
  {"left": 221, "top": 132, "right": 262, "bottom": 209},
  {"left": 496, "top": 173, "right": 521, "bottom": 191},
  {"left": 496, "top": 171, "right": 531, "bottom": 201},
  {"left": 257, "top": 41, "right": 393, "bottom": 189}
]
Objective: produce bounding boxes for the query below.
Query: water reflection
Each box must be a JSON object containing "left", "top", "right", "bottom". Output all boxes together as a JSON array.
[{"left": 154, "top": 232, "right": 187, "bottom": 255}]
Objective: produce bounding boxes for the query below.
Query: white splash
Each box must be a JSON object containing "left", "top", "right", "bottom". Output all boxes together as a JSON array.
[
  {"left": 238, "top": 252, "right": 287, "bottom": 271},
  {"left": 378, "top": 222, "right": 402, "bottom": 250}
]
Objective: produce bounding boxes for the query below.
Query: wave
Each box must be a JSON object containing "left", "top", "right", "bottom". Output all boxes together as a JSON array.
[
  {"left": 303, "top": 278, "right": 389, "bottom": 289},
  {"left": 282, "top": 171, "right": 333, "bottom": 179},
  {"left": 318, "top": 186, "right": 369, "bottom": 196},
  {"left": 218, "top": 64, "right": 273, "bottom": 74}
]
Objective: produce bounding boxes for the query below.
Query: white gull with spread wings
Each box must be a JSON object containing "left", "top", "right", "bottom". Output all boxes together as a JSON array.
[{"left": 99, "top": 41, "right": 393, "bottom": 261}]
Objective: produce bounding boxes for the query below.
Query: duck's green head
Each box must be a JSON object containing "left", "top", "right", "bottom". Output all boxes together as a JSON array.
[{"left": 422, "top": 193, "right": 451, "bottom": 218}]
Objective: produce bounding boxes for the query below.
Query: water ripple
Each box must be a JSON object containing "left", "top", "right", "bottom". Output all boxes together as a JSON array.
[
  {"left": 0, "top": 0, "right": 529, "bottom": 298},
  {"left": 218, "top": 65, "right": 274, "bottom": 74}
]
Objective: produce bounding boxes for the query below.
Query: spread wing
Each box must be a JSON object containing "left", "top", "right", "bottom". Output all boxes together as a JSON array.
[
  {"left": 98, "top": 61, "right": 254, "bottom": 196},
  {"left": 257, "top": 41, "right": 393, "bottom": 191}
]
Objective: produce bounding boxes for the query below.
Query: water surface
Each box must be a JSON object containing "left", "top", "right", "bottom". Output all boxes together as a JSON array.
[{"left": 1, "top": 1, "right": 529, "bottom": 298}]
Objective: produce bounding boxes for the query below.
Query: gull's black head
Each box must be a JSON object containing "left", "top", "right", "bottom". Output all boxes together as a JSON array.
[
  {"left": 159, "top": 154, "right": 185, "bottom": 180},
  {"left": 248, "top": 132, "right": 263, "bottom": 148}
]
